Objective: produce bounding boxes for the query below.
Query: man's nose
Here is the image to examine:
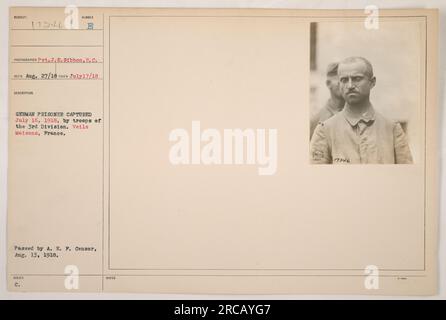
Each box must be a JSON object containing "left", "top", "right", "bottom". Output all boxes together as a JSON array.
[{"left": 346, "top": 78, "right": 354, "bottom": 88}]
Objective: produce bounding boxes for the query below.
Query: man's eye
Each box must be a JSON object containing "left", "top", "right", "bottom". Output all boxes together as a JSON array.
[
  {"left": 353, "top": 77, "right": 363, "bottom": 82},
  {"left": 340, "top": 78, "right": 348, "bottom": 83}
]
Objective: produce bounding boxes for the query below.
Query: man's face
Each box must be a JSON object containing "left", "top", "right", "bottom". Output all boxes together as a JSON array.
[
  {"left": 326, "top": 75, "right": 343, "bottom": 99},
  {"left": 338, "top": 61, "right": 375, "bottom": 105}
]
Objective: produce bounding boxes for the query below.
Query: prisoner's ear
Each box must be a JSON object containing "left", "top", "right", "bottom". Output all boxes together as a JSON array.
[
  {"left": 325, "top": 79, "right": 331, "bottom": 87},
  {"left": 370, "top": 76, "right": 376, "bottom": 88}
]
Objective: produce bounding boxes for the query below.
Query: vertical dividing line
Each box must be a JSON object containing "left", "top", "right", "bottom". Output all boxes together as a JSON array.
[
  {"left": 108, "top": 15, "right": 111, "bottom": 273},
  {"left": 101, "top": 13, "right": 105, "bottom": 292}
]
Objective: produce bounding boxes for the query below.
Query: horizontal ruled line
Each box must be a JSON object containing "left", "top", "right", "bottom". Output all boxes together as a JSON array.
[
  {"left": 10, "top": 274, "right": 428, "bottom": 278},
  {"left": 11, "top": 29, "right": 103, "bottom": 31},
  {"left": 11, "top": 45, "right": 103, "bottom": 47},
  {"left": 11, "top": 61, "right": 103, "bottom": 64},
  {"left": 11, "top": 78, "right": 103, "bottom": 81}
]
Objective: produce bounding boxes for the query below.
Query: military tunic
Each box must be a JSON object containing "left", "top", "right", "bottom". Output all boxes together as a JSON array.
[
  {"left": 310, "top": 99, "right": 344, "bottom": 139},
  {"left": 310, "top": 106, "right": 413, "bottom": 164}
]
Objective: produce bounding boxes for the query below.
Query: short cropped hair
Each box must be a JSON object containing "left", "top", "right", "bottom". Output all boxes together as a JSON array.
[{"left": 338, "top": 56, "right": 374, "bottom": 78}]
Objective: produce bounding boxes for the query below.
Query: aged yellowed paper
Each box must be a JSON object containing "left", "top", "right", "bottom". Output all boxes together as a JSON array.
[{"left": 8, "top": 7, "right": 439, "bottom": 294}]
